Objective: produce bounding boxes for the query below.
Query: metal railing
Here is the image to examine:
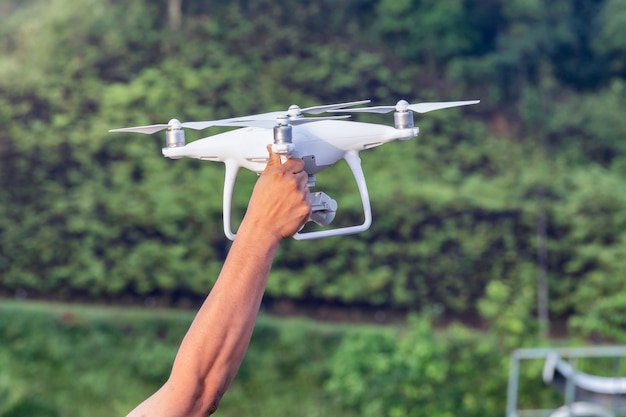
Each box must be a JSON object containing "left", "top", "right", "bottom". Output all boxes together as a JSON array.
[{"left": 506, "top": 346, "right": 626, "bottom": 417}]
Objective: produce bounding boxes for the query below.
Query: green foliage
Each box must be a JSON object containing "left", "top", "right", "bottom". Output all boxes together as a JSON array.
[
  {"left": 594, "top": 0, "right": 626, "bottom": 77},
  {"left": 0, "top": 301, "right": 189, "bottom": 417},
  {"left": 478, "top": 280, "right": 539, "bottom": 348},
  {"left": 570, "top": 292, "right": 626, "bottom": 343},
  {"left": 546, "top": 165, "right": 626, "bottom": 322},
  {"left": 1, "top": 0, "right": 626, "bottom": 342},
  {"left": 0, "top": 398, "right": 60, "bottom": 417},
  {"left": 325, "top": 314, "right": 507, "bottom": 417},
  {"left": 548, "top": 79, "right": 626, "bottom": 164}
]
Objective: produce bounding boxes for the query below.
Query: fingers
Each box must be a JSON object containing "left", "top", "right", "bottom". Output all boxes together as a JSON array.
[
  {"left": 283, "top": 157, "right": 305, "bottom": 175},
  {"left": 264, "top": 145, "right": 305, "bottom": 174}
]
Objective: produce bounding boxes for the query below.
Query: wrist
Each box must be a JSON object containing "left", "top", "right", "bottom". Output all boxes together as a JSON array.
[{"left": 236, "top": 215, "right": 283, "bottom": 248}]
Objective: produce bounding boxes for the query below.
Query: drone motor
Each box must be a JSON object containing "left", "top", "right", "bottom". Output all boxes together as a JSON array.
[
  {"left": 165, "top": 119, "right": 185, "bottom": 148},
  {"left": 272, "top": 116, "right": 293, "bottom": 155},
  {"left": 393, "top": 100, "right": 415, "bottom": 129}
]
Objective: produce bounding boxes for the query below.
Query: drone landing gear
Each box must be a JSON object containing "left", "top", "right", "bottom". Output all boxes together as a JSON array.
[
  {"left": 221, "top": 151, "right": 372, "bottom": 241},
  {"left": 293, "top": 151, "right": 372, "bottom": 240}
]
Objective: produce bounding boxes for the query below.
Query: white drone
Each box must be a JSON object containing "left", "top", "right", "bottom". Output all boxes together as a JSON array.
[{"left": 110, "top": 99, "right": 479, "bottom": 240}]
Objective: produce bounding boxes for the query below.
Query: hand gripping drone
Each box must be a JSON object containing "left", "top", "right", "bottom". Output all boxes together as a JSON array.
[{"left": 110, "top": 99, "right": 479, "bottom": 240}]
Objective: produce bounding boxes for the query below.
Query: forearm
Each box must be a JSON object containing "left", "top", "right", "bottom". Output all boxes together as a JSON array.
[
  {"left": 166, "top": 220, "right": 280, "bottom": 412},
  {"left": 179, "top": 220, "right": 279, "bottom": 373},
  {"left": 126, "top": 225, "right": 279, "bottom": 417}
]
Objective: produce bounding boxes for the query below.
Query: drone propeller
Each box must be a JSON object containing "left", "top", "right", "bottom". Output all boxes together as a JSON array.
[
  {"left": 331, "top": 99, "right": 480, "bottom": 114},
  {"left": 109, "top": 123, "right": 172, "bottom": 135},
  {"left": 220, "top": 115, "right": 351, "bottom": 129},
  {"left": 109, "top": 100, "right": 370, "bottom": 134},
  {"left": 108, "top": 116, "right": 257, "bottom": 135},
  {"left": 299, "top": 99, "right": 371, "bottom": 115},
  {"left": 181, "top": 100, "right": 370, "bottom": 131}
]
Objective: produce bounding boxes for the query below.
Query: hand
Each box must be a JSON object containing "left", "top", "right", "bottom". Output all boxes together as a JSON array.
[{"left": 240, "top": 147, "right": 312, "bottom": 240}]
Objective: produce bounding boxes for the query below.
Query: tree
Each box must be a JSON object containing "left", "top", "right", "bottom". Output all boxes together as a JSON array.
[{"left": 168, "top": 0, "right": 183, "bottom": 32}]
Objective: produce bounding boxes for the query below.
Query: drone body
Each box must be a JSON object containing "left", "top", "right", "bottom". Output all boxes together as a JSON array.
[
  {"left": 163, "top": 120, "right": 417, "bottom": 173},
  {"left": 110, "top": 99, "right": 479, "bottom": 240}
]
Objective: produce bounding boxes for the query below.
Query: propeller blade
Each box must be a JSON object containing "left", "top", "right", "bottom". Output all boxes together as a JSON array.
[
  {"left": 183, "top": 112, "right": 292, "bottom": 130},
  {"left": 207, "top": 100, "right": 371, "bottom": 123},
  {"left": 198, "top": 101, "right": 371, "bottom": 123},
  {"left": 180, "top": 118, "right": 259, "bottom": 130},
  {"left": 109, "top": 124, "right": 170, "bottom": 134},
  {"left": 330, "top": 106, "right": 396, "bottom": 114},
  {"left": 302, "top": 100, "right": 371, "bottom": 114},
  {"left": 289, "top": 115, "right": 351, "bottom": 124},
  {"left": 408, "top": 100, "right": 480, "bottom": 113},
  {"left": 218, "top": 115, "right": 351, "bottom": 129},
  {"left": 329, "top": 100, "right": 480, "bottom": 114},
  {"left": 109, "top": 116, "right": 247, "bottom": 134},
  {"left": 214, "top": 120, "right": 277, "bottom": 129}
]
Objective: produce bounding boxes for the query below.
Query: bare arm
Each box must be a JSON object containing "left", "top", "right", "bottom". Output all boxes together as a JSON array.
[{"left": 126, "top": 150, "right": 311, "bottom": 417}]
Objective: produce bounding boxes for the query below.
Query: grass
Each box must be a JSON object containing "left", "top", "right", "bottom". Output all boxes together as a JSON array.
[
  {"left": 0, "top": 299, "right": 390, "bottom": 417},
  {"left": 0, "top": 299, "right": 188, "bottom": 416}
]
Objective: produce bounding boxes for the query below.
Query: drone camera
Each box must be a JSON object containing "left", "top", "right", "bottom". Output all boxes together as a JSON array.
[{"left": 309, "top": 191, "right": 338, "bottom": 226}]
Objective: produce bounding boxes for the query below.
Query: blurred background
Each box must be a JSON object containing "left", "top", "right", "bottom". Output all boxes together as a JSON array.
[{"left": 1, "top": 0, "right": 626, "bottom": 416}]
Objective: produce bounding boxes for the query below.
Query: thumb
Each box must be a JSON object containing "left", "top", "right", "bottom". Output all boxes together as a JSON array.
[{"left": 264, "top": 144, "right": 282, "bottom": 172}]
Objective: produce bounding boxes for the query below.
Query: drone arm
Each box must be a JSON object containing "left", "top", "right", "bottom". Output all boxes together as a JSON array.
[
  {"left": 223, "top": 159, "right": 240, "bottom": 241},
  {"left": 293, "top": 151, "right": 372, "bottom": 240}
]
